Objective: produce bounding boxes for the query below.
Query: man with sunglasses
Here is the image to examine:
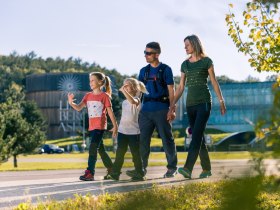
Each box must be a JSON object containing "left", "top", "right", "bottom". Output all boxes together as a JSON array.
[{"left": 126, "top": 42, "right": 178, "bottom": 179}]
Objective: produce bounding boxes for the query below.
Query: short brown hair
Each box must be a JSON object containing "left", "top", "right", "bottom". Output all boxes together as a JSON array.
[{"left": 146, "top": 42, "right": 161, "bottom": 54}]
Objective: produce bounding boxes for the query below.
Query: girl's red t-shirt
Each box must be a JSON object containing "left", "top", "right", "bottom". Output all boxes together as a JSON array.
[{"left": 82, "top": 92, "right": 112, "bottom": 131}]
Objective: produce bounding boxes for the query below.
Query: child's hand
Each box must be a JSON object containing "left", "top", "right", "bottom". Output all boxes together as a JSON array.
[
  {"left": 119, "top": 84, "right": 129, "bottom": 92},
  {"left": 109, "top": 126, "right": 118, "bottom": 138},
  {"left": 68, "top": 93, "right": 75, "bottom": 104}
]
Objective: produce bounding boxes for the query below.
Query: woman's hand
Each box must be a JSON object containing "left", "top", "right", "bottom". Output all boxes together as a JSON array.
[{"left": 220, "top": 101, "right": 226, "bottom": 115}]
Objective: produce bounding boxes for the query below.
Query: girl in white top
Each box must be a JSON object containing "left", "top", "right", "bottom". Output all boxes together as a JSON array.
[{"left": 108, "top": 78, "right": 148, "bottom": 181}]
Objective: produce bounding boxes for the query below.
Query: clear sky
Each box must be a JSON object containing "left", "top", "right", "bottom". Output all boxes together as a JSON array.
[{"left": 0, "top": 0, "right": 275, "bottom": 81}]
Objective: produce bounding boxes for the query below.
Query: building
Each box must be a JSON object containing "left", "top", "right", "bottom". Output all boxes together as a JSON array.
[{"left": 173, "top": 81, "right": 274, "bottom": 132}]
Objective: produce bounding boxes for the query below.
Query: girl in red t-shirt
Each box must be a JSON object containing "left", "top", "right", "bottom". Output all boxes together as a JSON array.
[{"left": 68, "top": 72, "right": 118, "bottom": 181}]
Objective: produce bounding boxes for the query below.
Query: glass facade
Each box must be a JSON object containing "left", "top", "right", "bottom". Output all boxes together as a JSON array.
[{"left": 173, "top": 81, "right": 274, "bottom": 132}]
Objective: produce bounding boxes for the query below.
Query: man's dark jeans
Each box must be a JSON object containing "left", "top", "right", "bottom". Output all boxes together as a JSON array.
[
  {"left": 184, "top": 103, "right": 211, "bottom": 172},
  {"left": 112, "top": 132, "right": 144, "bottom": 175},
  {"left": 87, "top": 129, "right": 113, "bottom": 174},
  {"left": 139, "top": 109, "right": 177, "bottom": 170}
]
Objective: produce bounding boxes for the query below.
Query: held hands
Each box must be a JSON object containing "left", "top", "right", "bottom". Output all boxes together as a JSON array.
[{"left": 109, "top": 126, "right": 118, "bottom": 138}]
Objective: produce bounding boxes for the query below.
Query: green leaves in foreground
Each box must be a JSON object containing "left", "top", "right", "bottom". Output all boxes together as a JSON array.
[{"left": 14, "top": 177, "right": 280, "bottom": 210}]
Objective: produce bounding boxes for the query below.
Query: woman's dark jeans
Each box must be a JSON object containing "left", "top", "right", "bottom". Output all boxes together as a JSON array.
[
  {"left": 113, "top": 132, "right": 144, "bottom": 175},
  {"left": 87, "top": 129, "right": 113, "bottom": 175},
  {"left": 184, "top": 103, "right": 211, "bottom": 172}
]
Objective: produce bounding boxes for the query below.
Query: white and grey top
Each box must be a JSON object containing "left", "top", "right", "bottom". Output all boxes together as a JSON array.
[{"left": 118, "top": 98, "right": 141, "bottom": 135}]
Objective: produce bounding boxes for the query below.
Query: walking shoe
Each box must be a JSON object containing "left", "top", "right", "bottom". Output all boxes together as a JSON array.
[
  {"left": 126, "top": 168, "right": 147, "bottom": 177},
  {"left": 107, "top": 172, "right": 120, "bottom": 181},
  {"left": 104, "top": 168, "right": 113, "bottom": 180},
  {"left": 199, "top": 170, "right": 212, "bottom": 178},
  {"left": 79, "top": 169, "right": 94, "bottom": 181},
  {"left": 131, "top": 172, "right": 146, "bottom": 181},
  {"left": 178, "top": 167, "right": 191, "bottom": 179},
  {"left": 164, "top": 168, "right": 177, "bottom": 178}
]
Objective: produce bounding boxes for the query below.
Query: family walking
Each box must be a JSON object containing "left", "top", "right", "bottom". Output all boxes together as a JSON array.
[{"left": 68, "top": 34, "right": 226, "bottom": 181}]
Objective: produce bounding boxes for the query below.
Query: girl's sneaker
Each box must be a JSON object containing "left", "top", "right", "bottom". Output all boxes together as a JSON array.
[
  {"left": 199, "top": 170, "right": 212, "bottom": 178},
  {"left": 178, "top": 167, "right": 192, "bottom": 179},
  {"left": 80, "top": 170, "right": 94, "bottom": 181},
  {"left": 108, "top": 172, "right": 120, "bottom": 181},
  {"left": 104, "top": 168, "right": 113, "bottom": 180}
]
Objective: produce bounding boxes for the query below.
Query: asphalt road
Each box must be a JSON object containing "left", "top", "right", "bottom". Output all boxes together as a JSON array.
[{"left": 0, "top": 159, "right": 279, "bottom": 210}]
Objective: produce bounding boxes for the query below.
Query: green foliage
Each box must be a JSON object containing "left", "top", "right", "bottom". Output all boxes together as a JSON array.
[
  {"left": 0, "top": 84, "right": 46, "bottom": 166},
  {"left": 14, "top": 177, "right": 280, "bottom": 210},
  {"left": 226, "top": 1, "right": 280, "bottom": 72}
]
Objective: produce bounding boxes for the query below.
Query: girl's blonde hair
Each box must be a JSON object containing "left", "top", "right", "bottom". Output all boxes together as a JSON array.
[
  {"left": 184, "top": 34, "right": 206, "bottom": 58},
  {"left": 124, "top": 78, "right": 148, "bottom": 96},
  {"left": 89, "top": 72, "right": 112, "bottom": 96}
]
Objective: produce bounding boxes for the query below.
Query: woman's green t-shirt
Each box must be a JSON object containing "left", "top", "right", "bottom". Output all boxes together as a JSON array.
[{"left": 181, "top": 57, "right": 213, "bottom": 107}]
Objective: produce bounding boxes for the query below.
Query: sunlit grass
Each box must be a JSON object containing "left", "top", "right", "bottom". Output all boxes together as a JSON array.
[
  {"left": 0, "top": 152, "right": 273, "bottom": 171},
  {"left": 14, "top": 177, "right": 280, "bottom": 210}
]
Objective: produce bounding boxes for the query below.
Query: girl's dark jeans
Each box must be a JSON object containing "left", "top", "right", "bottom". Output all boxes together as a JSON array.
[
  {"left": 113, "top": 132, "right": 144, "bottom": 176},
  {"left": 87, "top": 129, "right": 113, "bottom": 175},
  {"left": 184, "top": 102, "right": 211, "bottom": 172}
]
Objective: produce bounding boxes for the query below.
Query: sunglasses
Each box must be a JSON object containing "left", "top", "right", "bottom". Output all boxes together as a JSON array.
[{"left": 144, "top": 51, "right": 156, "bottom": 56}]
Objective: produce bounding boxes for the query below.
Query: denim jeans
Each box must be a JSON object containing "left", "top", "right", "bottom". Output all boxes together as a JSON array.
[
  {"left": 112, "top": 132, "right": 144, "bottom": 175},
  {"left": 184, "top": 103, "right": 211, "bottom": 172},
  {"left": 87, "top": 129, "right": 113, "bottom": 175},
  {"left": 139, "top": 109, "right": 178, "bottom": 170}
]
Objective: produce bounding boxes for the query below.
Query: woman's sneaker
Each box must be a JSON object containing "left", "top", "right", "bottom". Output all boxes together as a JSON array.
[
  {"left": 178, "top": 167, "right": 191, "bottom": 179},
  {"left": 199, "top": 170, "right": 212, "bottom": 178},
  {"left": 79, "top": 169, "right": 94, "bottom": 181}
]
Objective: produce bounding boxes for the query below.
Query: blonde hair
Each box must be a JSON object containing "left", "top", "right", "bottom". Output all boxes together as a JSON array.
[
  {"left": 124, "top": 78, "right": 148, "bottom": 96},
  {"left": 89, "top": 72, "right": 112, "bottom": 96},
  {"left": 184, "top": 35, "right": 206, "bottom": 58}
]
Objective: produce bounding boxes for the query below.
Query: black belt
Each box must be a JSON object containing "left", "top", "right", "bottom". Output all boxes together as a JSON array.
[{"left": 143, "top": 96, "right": 169, "bottom": 103}]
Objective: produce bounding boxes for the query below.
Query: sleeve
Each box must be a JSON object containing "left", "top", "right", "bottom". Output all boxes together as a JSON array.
[
  {"left": 206, "top": 57, "right": 213, "bottom": 69},
  {"left": 104, "top": 94, "right": 112, "bottom": 108},
  {"left": 138, "top": 67, "right": 145, "bottom": 82},
  {"left": 81, "top": 93, "right": 88, "bottom": 104},
  {"left": 180, "top": 61, "right": 186, "bottom": 73},
  {"left": 164, "top": 66, "right": 174, "bottom": 85}
]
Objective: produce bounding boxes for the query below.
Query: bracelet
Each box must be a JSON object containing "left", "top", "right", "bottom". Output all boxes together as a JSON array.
[{"left": 219, "top": 99, "right": 224, "bottom": 103}]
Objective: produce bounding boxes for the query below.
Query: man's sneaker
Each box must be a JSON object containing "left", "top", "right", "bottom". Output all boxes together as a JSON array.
[
  {"left": 130, "top": 172, "right": 146, "bottom": 181},
  {"left": 108, "top": 172, "right": 120, "bottom": 181},
  {"left": 199, "top": 170, "right": 212, "bottom": 178},
  {"left": 104, "top": 168, "right": 113, "bottom": 180},
  {"left": 79, "top": 169, "right": 94, "bottom": 181},
  {"left": 164, "top": 168, "right": 177, "bottom": 178},
  {"left": 178, "top": 167, "right": 191, "bottom": 179},
  {"left": 126, "top": 168, "right": 147, "bottom": 177}
]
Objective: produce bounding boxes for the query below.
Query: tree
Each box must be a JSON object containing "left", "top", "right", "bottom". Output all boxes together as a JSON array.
[
  {"left": 226, "top": 1, "right": 280, "bottom": 72},
  {"left": 0, "top": 83, "right": 46, "bottom": 167}
]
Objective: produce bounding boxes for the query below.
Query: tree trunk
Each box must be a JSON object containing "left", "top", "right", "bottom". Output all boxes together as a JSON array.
[{"left": 13, "top": 155, "right": 17, "bottom": 168}]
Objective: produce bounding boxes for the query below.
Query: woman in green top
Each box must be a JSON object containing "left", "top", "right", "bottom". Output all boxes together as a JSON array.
[{"left": 170, "top": 35, "right": 226, "bottom": 179}]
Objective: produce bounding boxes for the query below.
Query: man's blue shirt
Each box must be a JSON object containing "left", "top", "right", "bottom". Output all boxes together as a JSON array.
[{"left": 138, "top": 63, "right": 174, "bottom": 112}]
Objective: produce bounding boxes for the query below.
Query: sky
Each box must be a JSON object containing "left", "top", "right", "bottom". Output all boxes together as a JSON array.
[{"left": 0, "top": 0, "right": 276, "bottom": 81}]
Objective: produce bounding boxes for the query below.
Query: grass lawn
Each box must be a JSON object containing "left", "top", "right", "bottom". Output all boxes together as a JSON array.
[
  {"left": 44, "top": 133, "right": 231, "bottom": 148},
  {"left": 0, "top": 151, "right": 273, "bottom": 171}
]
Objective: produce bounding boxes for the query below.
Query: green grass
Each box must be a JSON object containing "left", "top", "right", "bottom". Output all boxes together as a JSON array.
[
  {"left": 0, "top": 151, "right": 273, "bottom": 171},
  {"left": 44, "top": 133, "right": 231, "bottom": 148},
  {"left": 14, "top": 176, "right": 280, "bottom": 210}
]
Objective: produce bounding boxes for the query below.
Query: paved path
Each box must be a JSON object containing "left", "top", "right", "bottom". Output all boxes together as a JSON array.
[{"left": 0, "top": 159, "right": 279, "bottom": 210}]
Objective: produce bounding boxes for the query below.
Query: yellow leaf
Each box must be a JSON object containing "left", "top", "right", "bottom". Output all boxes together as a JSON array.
[
  {"left": 245, "top": 14, "right": 251, "bottom": 19},
  {"left": 229, "top": 3, "right": 233, "bottom": 8}
]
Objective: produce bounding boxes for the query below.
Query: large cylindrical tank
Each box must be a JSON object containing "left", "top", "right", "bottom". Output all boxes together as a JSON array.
[{"left": 25, "top": 73, "right": 91, "bottom": 139}]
